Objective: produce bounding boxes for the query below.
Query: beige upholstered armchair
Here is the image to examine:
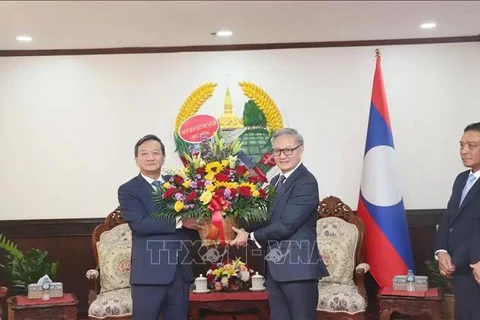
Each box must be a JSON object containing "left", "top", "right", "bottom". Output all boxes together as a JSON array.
[
  {"left": 86, "top": 208, "right": 133, "bottom": 320},
  {"left": 316, "top": 196, "right": 370, "bottom": 320}
]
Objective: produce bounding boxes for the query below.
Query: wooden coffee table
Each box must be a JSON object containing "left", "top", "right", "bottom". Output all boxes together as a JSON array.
[
  {"left": 7, "top": 293, "right": 78, "bottom": 320},
  {"left": 377, "top": 287, "right": 443, "bottom": 320},
  {"left": 189, "top": 290, "right": 269, "bottom": 320}
]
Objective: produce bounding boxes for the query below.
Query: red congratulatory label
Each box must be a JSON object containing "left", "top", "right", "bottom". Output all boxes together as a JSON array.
[{"left": 178, "top": 114, "right": 219, "bottom": 143}]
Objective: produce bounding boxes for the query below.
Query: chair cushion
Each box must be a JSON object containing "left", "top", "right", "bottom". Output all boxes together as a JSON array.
[
  {"left": 317, "top": 283, "right": 366, "bottom": 314},
  {"left": 318, "top": 238, "right": 354, "bottom": 285},
  {"left": 97, "top": 224, "right": 132, "bottom": 293},
  {"left": 317, "top": 217, "right": 358, "bottom": 285},
  {"left": 88, "top": 288, "right": 132, "bottom": 319}
]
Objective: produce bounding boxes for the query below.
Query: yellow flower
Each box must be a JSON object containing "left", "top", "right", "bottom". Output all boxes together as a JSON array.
[
  {"left": 205, "top": 161, "right": 224, "bottom": 174},
  {"left": 205, "top": 172, "right": 215, "bottom": 181},
  {"left": 214, "top": 181, "right": 239, "bottom": 189},
  {"left": 239, "top": 182, "right": 256, "bottom": 191},
  {"left": 206, "top": 184, "right": 216, "bottom": 192},
  {"left": 200, "top": 190, "right": 213, "bottom": 205},
  {"left": 174, "top": 201, "right": 184, "bottom": 212},
  {"left": 191, "top": 154, "right": 206, "bottom": 169},
  {"left": 226, "top": 182, "right": 239, "bottom": 189},
  {"left": 221, "top": 160, "right": 229, "bottom": 168},
  {"left": 173, "top": 167, "right": 187, "bottom": 179},
  {"left": 163, "top": 182, "right": 171, "bottom": 189},
  {"left": 227, "top": 155, "right": 238, "bottom": 168},
  {"left": 182, "top": 179, "right": 191, "bottom": 188},
  {"left": 252, "top": 190, "right": 260, "bottom": 197}
]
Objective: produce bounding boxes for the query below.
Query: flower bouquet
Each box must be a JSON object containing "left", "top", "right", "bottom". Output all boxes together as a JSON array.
[
  {"left": 206, "top": 257, "right": 254, "bottom": 292},
  {"left": 152, "top": 132, "right": 275, "bottom": 244}
]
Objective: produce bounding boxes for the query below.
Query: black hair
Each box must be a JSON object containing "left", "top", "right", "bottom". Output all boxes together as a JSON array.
[{"left": 134, "top": 134, "right": 165, "bottom": 157}]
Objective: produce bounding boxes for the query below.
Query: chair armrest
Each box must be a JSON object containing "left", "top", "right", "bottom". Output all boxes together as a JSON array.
[
  {"left": 354, "top": 263, "right": 370, "bottom": 300},
  {"left": 86, "top": 269, "right": 100, "bottom": 305},
  {"left": 355, "top": 263, "right": 370, "bottom": 273}
]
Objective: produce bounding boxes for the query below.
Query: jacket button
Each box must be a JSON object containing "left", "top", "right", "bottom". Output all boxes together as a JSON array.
[{"left": 449, "top": 228, "right": 454, "bottom": 232}]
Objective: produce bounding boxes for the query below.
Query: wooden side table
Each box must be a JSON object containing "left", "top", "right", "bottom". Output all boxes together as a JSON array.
[
  {"left": 7, "top": 293, "right": 78, "bottom": 320},
  {"left": 378, "top": 287, "right": 443, "bottom": 320},
  {"left": 189, "top": 290, "right": 269, "bottom": 320}
]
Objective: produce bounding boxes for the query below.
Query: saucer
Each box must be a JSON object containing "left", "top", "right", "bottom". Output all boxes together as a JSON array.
[
  {"left": 193, "top": 289, "right": 210, "bottom": 294},
  {"left": 249, "top": 287, "right": 266, "bottom": 292}
]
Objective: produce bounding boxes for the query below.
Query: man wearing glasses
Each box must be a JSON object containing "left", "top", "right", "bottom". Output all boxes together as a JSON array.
[{"left": 230, "top": 128, "right": 328, "bottom": 320}]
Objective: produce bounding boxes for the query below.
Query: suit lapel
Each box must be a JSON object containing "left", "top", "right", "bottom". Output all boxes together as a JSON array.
[
  {"left": 458, "top": 176, "right": 480, "bottom": 212},
  {"left": 450, "top": 171, "right": 476, "bottom": 225},
  {"left": 271, "top": 165, "right": 305, "bottom": 213},
  {"left": 135, "top": 174, "right": 155, "bottom": 196}
]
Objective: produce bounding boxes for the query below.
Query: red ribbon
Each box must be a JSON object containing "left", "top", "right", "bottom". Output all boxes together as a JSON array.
[{"left": 208, "top": 195, "right": 227, "bottom": 244}]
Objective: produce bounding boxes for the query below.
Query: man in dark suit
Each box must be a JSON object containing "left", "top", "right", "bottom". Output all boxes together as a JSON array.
[
  {"left": 435, "top": 122, "right": 480, "bottom": 320},
  {"left": 118, "top": 134, "right": 200, "bottom": 320},
  {"left": 230, "top": 128, "right": 329, "bottom": 320}
]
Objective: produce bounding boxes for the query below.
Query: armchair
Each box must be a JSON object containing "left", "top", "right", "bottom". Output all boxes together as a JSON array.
[
  {"left": 86, "top": 208, "right": 133, "bottom": 320},
  {"left": 316, "top": 196, "right": 370, "bottom": 320}
]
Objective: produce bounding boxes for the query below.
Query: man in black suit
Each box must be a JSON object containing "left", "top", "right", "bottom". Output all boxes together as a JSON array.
[
  {"left": 435, "top": 122, "right": 480, "bottom": 320},
  {"left": 230, "top": 128, "right": 328, "bottom": 320},
  {"left": 118, "top": 134, "right": 200, "bottom": 320}
]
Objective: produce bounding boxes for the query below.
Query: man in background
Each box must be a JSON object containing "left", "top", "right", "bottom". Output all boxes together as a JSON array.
[
  {"left": 230, "top": 128, "right": 328, "bottom": 320},
  {"left": 435, "top": 122, "right": 480, "bottom": 319},
  {"left": 118, "top": 134, "right": 200, "bottom": 320}
]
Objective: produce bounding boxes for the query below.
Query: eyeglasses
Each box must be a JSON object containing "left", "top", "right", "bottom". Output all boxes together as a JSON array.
[{"left": 272, "top": 145, "right": 302, "bottom": 157}]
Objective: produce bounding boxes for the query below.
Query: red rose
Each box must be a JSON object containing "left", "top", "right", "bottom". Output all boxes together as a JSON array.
[
  {"left": 206, "top": 274, "right": 214, "bottom": 282},
  {"left": 248, "top": 176, "right": 260, "bottom": 184},
  {"left": 215, "top": 173, "right": 230, "bottom": 182},
  {"left": 174, "top": 176, "right": 184, "bottom": 185},
  {"left": 214, "top": 188, "right": 225, "bottom": 197},
  {"left": 258, "top": 189, "right": 267, "bottom": 199},
  {"left": 238, "top": 186, "right": 251, "bottom": 198},
  {"left": 196, "top": 167, "right": 205, "bottom": 175},
  {"left": 163, "top": 188, "right": 176, "bottom": 199},
  {"left": 229, "top": 188, "right": 237, "bottom": 197},
  {"left": 236, "top": 165, "right": 248, "bottom": 177},
  {"left": 185, "top": 191, "right": 198, "bottom": 202},
  {"left": 196, "top": 180, "right": 205, "bottom": 188}
]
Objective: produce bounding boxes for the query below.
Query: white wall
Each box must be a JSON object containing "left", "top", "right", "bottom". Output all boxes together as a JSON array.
[{"left": 1, "top": 42, "right": 479, "bottom": 220}]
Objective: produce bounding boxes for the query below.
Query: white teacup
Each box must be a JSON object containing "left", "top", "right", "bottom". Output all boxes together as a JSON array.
[
  {"left": 194, "top": 274, "right": 208, "bottom": 292},
  {"left": 251, "top": 272, "right": 265, "bottom": 289}
]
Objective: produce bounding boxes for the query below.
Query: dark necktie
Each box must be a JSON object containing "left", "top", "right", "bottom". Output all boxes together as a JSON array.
[
  {"left": 276, "top": 175, "right": 286, "bottom": 192},
  {"left": 152, "top": 181, "right": 162, "bottom": 188}
]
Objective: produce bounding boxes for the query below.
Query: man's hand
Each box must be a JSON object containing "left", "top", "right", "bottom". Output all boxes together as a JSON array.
[
  {"left": 470, "top": 262, "right": 480, "bottom": 284},
  {"left": 228, "top": 227, "right": 249, "bottom": 246},
  {"left": 182, "top": 217, "right": 203, "bottom": 230},
  {"left": 438, "top": 252, "right": 455, "bottom": 277}
]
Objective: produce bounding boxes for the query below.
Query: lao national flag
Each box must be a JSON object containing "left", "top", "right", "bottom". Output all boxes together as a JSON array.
[{"left": 357, "top": 51, "right": 415, "bottom": 288}]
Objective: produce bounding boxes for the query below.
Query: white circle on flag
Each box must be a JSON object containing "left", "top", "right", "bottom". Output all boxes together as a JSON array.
[{"left": 360, "top": 145, "right": 402, "bottom": 206}]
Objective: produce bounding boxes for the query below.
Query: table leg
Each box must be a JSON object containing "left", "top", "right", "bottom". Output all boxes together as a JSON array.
[
  {"left": 380, "top": 309, "right": 392, "bottom": 320},
  {"left": 257, "top": 301, "right": 269, "bottom": 320},
  {"left": 188, "top": 303, "right": 200, "bottom": 320}
]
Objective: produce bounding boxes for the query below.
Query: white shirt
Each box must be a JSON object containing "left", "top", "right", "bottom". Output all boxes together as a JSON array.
[
  {"left": 435, "top": 169, "right": 480, "bottom": 259},
  {"left": 250, "top": 162, "right": 303, "bottom": 248},
  {"left": 141, "top": 173, "right": 183, "bottom": 229}
]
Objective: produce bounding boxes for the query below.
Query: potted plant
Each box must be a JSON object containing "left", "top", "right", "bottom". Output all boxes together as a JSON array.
[
  {"left": 0, "top": 234, "right": 59, "bottom": 295},
  {"left": 425, "top": 259, "right": 454, "bottom": 320}
]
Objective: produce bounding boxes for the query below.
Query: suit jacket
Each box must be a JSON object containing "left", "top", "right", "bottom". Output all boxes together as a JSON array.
[
  {"left": 252, "top": 164, "right": 329, "bottom": 282},
  {"left": 118, "top": 174, "right": 194, "bottom": 285},
  {"left": 435, "top": 170, "right": 480, "bottom": 273}
]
